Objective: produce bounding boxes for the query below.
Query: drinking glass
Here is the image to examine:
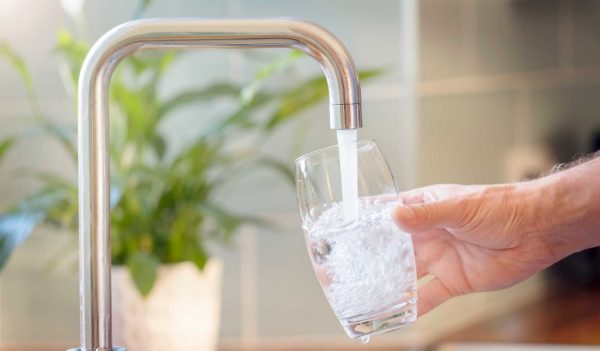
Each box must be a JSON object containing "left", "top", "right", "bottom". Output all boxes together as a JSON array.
[{"left": 295, "top": 140, "right": 417, "bottom": 341}]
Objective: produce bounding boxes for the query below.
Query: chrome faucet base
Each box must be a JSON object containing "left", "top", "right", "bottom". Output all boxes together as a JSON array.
[{"left": 74, "top": 18, "right": 363, "bottom": 351}]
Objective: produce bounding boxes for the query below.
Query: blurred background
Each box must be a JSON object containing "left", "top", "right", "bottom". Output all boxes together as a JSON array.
[{"left": 0, "top": 0, "right": 599, "bottom": 350}]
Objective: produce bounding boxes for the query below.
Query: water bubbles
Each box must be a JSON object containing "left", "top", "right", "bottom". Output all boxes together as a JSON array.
[
  {"left": 311, "top": 239, "right": 332, "bottom": 265},
  {"left": 360, "top": 336, "right": 370, "bottom": 344},
  {"left": 307, "top": 200, "right": 417, "bottom": 320}
]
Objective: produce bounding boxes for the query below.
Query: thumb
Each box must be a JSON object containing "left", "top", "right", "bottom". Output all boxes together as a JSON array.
[{"left": 393, "top": 200, "right": 462, "bottom": 233}]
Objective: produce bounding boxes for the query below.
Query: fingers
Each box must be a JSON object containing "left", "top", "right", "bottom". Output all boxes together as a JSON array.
[
  {"left": 399, "top": 184, "right": 482, "bottom": 206},
  {"left": 399, "top": 184, "right": 463, "bottom": 205},
  {"left": 411, "top": 228, "right": 453, "bottom": 279},
  {"left": 412, "top": 234, "right": 432, "bottom": 280},
  {"left": 417, "top": 277, "right": 454, "bottom": 317},
  {"left": 393, "top": 200, "right": 462, "bottom": 233},
  {"left": 399, "top": 185, "right": 438, "bottom": 205},
  {"left": 416, "top": 265, "right": 427, "bottom": 280}
]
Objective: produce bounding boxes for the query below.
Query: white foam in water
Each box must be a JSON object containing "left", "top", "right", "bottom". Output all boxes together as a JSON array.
[
  {"left": 336, "top": 129, "right": 358, "bottom": 221},
  {"left": 306, "top": 199, "right": 417, "bottom": 321}
]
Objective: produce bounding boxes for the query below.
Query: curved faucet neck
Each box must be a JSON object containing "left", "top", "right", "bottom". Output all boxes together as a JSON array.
[{"left": 76, "top": 18, "right": 362, "bottom": 351}]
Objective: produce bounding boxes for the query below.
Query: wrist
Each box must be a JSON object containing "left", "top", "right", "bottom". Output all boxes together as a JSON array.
[{"left": 530, "top": 158, "right": 600, "bottom": 260}]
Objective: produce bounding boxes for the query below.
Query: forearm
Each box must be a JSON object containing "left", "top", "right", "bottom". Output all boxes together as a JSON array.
[{"left": 532, "top": 156, "right": 600, "bottom": 259}]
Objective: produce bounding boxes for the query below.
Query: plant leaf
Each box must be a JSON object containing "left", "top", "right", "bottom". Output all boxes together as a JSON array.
[
  {"left": 254, "top": 156, "right": 295, "bottom": 185},
  {"left": 0, "top": 42, "right": 42, "bottom": 118},
  {"left": 152, "top": 134, "right": 167, "bottom": 160},
  {"left": 265, "top": 76, "right": 327, "bottom": 130},
  {"left": 27, "top": 183, "right": 78, "bottom": 231},
  {"left": 0, "top": 211, "right": 44, "bottom": 270},
  {"left": 15, "top": 169, "right": 73, "bottom": 188},
  {"left": 55, "top": 29, "right": 89, "bottom": 86},
  {"left": 257, "top": 50, "right": 303, "bottom": 80},
  {"left": 0, "top": 43, "right": 34, "bottom": 99},
  {"left": 0, "top": 182, "right": 72, "bottom": 270},
  {"left": 241, "top": 50, "right": 303, "bottom": 104},
  {"left": 199, "top": 203, "right": 276, "bottom": 241},
  {"left": 127, "top": 251, "right": 159, "bottom": 297},
  {"left": 1, "top": 42, "right": 77, "bottom": 160},
  {"left": 202, "top": 204, "right": 242, "bottom": 242},
  {"left": 132, "top": 0, "right": 155, "bottom": 19},
  {"left": 0, "top": 138, "right": 16, "bottom": 163},
  {"left": 40, "top": 121, "right": 77, "bottom": 161},
  {"left": 127, "top": 51, "right": 177, "bottom": 76},
  {"left": 157, "top": 83, "right": 241, "bottom": 121},
  {"left": 184, "top": 240, "right": 207, "bottom": 272},
  {"left": 265, "top": 68, "right": 384, "bottom": 130},
  {"left": 5, "top": 122, "right": 77, "bottom": 163},
  {"left": 357, "top": 68, "right": 385, "bottom": 82}
]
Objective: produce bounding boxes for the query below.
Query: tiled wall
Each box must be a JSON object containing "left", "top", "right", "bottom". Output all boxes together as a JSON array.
[{"left": 419, "top": 0, "right": 600, "bottom": 186}]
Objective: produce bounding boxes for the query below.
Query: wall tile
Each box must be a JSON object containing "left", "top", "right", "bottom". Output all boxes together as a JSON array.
[
  {"left": 0, "top": 233, "right": 79, "bottom": 343},
  {"left": 211, "top": 239, "right": 243, "bottom": 339},
  {"left": 361, "top": 97, "right": 417, "bottom": 190},
  {"left": 477, "top": 0, "right": 560, "bottom": 73},
  {"left": 85, "top": 0, "right": 228, "bottom": 39},
  {"left": 528, "top": 83, "right": 600, "bottom": 156},
  {"left": 255, "top": 218, "right": 341, "bottom": 337},
  {"left": 419, "top": 91, "right": 515, "bottom": 186},
  {"left": 420, "top": 0, "right": 476, "bottom": 80},
  {"left": 572, "top": 0, "right": 600, "bottom": 67},
  {"left": 239, "top": 0, "right": 403, "bottom": 84},
  {"left": 0, "top": 0, "right": 68, "bottom": 100}
]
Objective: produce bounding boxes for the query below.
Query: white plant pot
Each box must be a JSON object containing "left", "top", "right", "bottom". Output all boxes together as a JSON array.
[{"left": 112, "top": 260, "right": 223, "bottom": 351}]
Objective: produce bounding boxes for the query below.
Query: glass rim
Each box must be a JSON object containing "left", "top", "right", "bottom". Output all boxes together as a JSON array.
[{"left": 295, "top": 139, "right": 377, "bottom": 164}]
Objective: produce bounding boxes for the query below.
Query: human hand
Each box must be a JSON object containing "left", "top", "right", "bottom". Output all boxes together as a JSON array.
[{"left": 393, "top": 183, "right": 564, "bottom": 316}]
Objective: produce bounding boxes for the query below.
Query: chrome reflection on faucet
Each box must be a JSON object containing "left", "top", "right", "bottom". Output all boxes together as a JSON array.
[{"left": 74, "top": 19, "right": 362, "bottom": 351}]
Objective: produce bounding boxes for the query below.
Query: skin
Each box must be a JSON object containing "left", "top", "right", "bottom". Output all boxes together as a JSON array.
[{"left": 393, "top": 157, "right": 600, "bottom": 316}]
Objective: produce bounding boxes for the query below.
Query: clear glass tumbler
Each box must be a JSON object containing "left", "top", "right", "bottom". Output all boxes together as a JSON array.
[{"left": 295, "top": 140, "right": 417, "bottom": 341}]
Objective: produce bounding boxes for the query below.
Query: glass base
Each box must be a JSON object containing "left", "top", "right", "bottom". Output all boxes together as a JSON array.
[{"left": 340, "top": 293, "right": 417, "bottom": 340}]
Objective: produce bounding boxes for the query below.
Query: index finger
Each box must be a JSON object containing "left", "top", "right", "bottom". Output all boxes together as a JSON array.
[{"left": 399, "top": 184, "right": 474, "bottom": 205}]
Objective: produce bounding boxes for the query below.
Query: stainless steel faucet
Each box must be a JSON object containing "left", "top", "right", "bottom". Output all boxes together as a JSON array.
[{"left": 73, "top": 18, "right": 362, "bottom": 351}]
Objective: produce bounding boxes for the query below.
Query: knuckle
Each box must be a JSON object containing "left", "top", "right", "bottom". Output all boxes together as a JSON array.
[
  {"left": 418, "top": 204, "right": 433, "bottom": 222},
  {"left": 455, "top": 197, "right": 479, "bottom": 228}
]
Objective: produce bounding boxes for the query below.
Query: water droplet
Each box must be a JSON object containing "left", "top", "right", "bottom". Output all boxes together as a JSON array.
[{"left": 360, "top": 336, "right": 370, "bottom": 344}]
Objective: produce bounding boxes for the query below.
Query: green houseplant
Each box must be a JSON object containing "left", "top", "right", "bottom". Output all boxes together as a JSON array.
[{"left": 0, "top": 0, "right": 380, "bottom": 296}]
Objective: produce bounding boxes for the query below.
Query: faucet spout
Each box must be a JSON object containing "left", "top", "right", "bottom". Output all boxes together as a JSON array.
[{"left": 75, "top": 18, "right": 362, "bottom": 351}]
